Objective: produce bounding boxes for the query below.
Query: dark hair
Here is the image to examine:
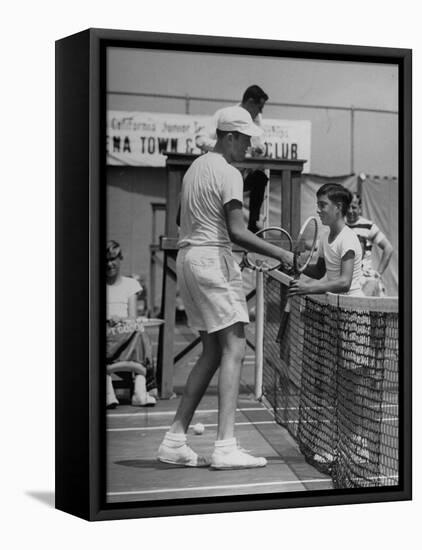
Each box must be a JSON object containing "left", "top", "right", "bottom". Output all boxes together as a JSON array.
[
  {"left": 242, "top": 85, "right": 269, "bottom": 104},
  {"left": 106, "top": 240, "right": 123, "bottom": 261},
  {"left": 317, "top": 183, "right": 352, "bottom": 216},
  {"left": 351, "top": 192, "right": 362, "bottom": 206}
]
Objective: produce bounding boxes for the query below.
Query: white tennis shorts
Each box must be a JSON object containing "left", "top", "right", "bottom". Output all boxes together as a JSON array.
[{"left": 177, "top": 246, "right": 249, "bottom": 333}]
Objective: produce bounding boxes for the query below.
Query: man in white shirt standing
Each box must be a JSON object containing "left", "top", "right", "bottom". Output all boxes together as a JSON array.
[
  {"left": 196, "top": 85, "right": 269, "bottom": 233},
  {"left": 157, "top": 106, "right": 292, "bottom": 470}
]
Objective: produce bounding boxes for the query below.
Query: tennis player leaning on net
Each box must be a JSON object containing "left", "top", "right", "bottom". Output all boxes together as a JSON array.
[
  {"left": 289, "top": 183, "right": 364, "bottom": 298},
  {"left": 157, "top": 106, "right": 292, "bottom": 470}
]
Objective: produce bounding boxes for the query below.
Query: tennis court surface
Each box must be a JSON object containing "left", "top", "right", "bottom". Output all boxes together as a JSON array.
[
  {"left": 106, "top": 322, "right": 333, "bottom": 503},
  {"left": 107, "top": 269, "right": 399, "bottom": 502}
]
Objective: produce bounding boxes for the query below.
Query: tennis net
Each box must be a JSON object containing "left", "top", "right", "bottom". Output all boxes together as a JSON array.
[{"left": 262, "top": 270, "right": 399, "bottom": 489}]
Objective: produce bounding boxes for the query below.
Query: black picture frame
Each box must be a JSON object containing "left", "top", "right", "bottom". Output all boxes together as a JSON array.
[{"left": 55, "top": 28, "right": 412, "bottom": 521}]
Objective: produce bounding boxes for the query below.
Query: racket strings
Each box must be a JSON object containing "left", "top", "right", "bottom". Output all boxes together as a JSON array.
[
  {"left": 293, "top": 217, "right": 319, "bottom": 273},
  {"left": 245, "top": 228, "right": 292, "bottom": 272}
]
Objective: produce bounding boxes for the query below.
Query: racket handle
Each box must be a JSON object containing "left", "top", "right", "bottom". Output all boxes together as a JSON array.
[
  {"left": 276, "top": 308, "right": 290, "bottom": 343},
  {"left": 284, "top": 298, "right": 291, "bottom": 313}
]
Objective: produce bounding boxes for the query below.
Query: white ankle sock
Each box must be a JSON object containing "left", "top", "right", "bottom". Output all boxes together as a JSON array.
[
  {"left": 214, "top": 438, "right": 237, "bottom": 452},
  {"left": 163, "top": 432, "right": 187, "bottom": 448}
]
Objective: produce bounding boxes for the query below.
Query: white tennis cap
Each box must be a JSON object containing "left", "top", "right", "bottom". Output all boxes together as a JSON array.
[{"left": 217, "top": 106, "right": 263, "bottom": 137}]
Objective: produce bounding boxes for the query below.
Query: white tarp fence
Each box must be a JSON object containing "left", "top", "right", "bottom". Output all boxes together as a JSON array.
[{"left": 268, "top": 173, "right": 398, "bottom": 296}]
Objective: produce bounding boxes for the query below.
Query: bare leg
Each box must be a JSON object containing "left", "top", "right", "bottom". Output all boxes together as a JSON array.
[
  {"left": 215, "top": 322, "right": 246, "bottom": 440},
  {"left": 168, "top": 331, "right": 221, "bottom": 434},
  {"left": 106, "top": 374, "right": 119, "bottom": 408},
  {"left": 132, "top": 374, "right": 156, "bottom": 406},
  {"left": 209, "top": 322, "right": 267, "bottom": 469}
]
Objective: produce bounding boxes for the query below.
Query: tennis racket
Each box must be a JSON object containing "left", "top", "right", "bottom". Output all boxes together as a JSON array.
[
  {"left": 276, "top": 216, "right": 319, "bottom": 342},
  {"left": 242, "top": 226, "right": 293, "bottom": 272}
]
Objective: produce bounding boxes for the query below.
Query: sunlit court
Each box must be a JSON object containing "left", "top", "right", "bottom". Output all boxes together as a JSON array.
[
  {"left": 106, "top": 321, "right": 335, "bottom": 502},
  {"left": 105, "top": 45, "right": 399, "bottom": 503}
]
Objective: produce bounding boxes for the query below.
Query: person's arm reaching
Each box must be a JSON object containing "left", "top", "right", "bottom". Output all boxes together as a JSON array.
[
  {"left": 195, "top": 111, "right": 219, "bottom": 152},
  {"left": 376, "top": 236, "right": 393, "bottom": 275},
  {"left": 250, "top": 113, "right": 266, "bottom": 156},
  {"left": 369, "top": 223, "right": 393, "bottom": 275},
  {"left": 289, "top": 251, "right": 355, "bottom": 295},
  {"left": 224, "top": 200, "right": 293, "bottom": 269},
  {"left": 195, "top": 134, "right": 217, "bottom": 152}
]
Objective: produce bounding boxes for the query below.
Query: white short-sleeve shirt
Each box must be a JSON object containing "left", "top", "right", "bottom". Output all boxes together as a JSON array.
[
  {"left": 346, "top": 216, "right": 386, "bottom": 270},
  {"left": 107, "top": 276, "right": 141, "bottom": 319},
  {"left": 178, "top": 152, "right": 244, "bottom": 250},
  {"left": 318, "top": 225, "right": 363, "bottom": 296}
]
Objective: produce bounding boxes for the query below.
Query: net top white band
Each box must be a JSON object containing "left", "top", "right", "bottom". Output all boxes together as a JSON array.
[{"left": 267, "top": 270, "right": 398, "bottom": 313}]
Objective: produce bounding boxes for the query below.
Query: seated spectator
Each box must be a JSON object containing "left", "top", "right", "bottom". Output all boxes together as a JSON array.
[{"left": 106, "top": 240, "right": 157, "bottom": 409}]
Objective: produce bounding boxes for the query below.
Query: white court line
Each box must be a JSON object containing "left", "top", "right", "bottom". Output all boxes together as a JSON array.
[
  {"left": 107, "top": 476, "right": 399, "bottom": 498},
  {"left": 366, "top": 475, "right": 399, "bottom": 481},
  {"left": 108, "top": 420, "right": 277, "bottom": 432},
  {"left": 107, "top": 478, "right": 330, "bottom": 497},
  {"left": 107, "top": 419, "right": 330, "bottom": 433},
  {"left": 108, "top": 403, "right": 397, "bottom": 419},
  {"left": 186, "top": 360, "right": 255, "bottom": 367},
  {"left": 109, "top": 415, "right": 396, "bottom": 432},
  {"left": 108, "top": 407, "right": 267, "bottom": 419},
  {"left": 281, "top": 417, "right": 397, "bottom": 425}
]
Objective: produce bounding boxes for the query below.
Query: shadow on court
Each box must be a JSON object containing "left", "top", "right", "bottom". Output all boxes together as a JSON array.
[
  {"left": 115, "top": 459, "right": 198, "bottom": 470},
  {"left": 115, "top": 455, "right": 287, "bottom": 471},
  {"left": 106, "top": 322, "right": 333, "bottom": 503}
]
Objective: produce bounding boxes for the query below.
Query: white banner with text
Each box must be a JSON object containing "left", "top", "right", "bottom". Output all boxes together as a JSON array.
[{"left": 107, "top": 111, "right": 311, "bottom": 170}]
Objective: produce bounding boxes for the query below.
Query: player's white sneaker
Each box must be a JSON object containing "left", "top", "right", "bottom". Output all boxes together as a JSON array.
[
  {"left": 210, "top": 447, "right": 267, "bottom": 470},
  {"left": 352, "top": 436, "right": 370, "bottom": 463},
  {"left": 106, "top": 397, "right": 119, "bottom": 410},
  {"left": 313, "top": 451, "right": 335, "bottom": 464},
  {"left": 157, "top": 442, "right": 210, "bottom": 467},
  {"left": 131, "top": 393, "right": 156, "bottom": 407}
]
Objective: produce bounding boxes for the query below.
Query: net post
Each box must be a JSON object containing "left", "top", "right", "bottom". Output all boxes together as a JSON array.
[
  {"left": 254, "top": 270, "right": 265, "bottom": 399},
  {"left": 262, "top": 170, "right": 270, "bottom": 229}
]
